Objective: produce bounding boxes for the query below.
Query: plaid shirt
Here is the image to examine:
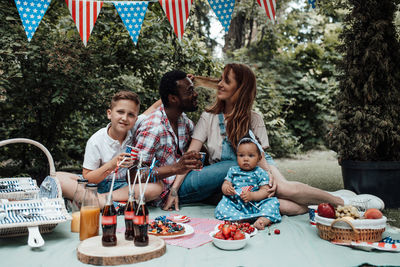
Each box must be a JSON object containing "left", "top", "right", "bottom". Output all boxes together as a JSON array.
[{"left": 133, "top": 105, "right": 194, "bottom": 199}]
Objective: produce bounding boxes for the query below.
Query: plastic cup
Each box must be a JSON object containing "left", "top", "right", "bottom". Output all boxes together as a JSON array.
[{"left": 194, "top": 152, "right": 206, "bottom": 171}]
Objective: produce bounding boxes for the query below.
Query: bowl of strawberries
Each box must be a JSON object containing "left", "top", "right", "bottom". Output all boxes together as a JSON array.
[{"left": 209, "top": 223, "right": 250, "bottom": 250}]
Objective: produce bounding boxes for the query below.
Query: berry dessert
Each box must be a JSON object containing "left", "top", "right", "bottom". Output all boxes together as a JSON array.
[
  {"left": 148, "top": 216, "right": 185, "bottom": 236},
  {"left": 216, "top": 221, "right": 256, "bottom": 235}
]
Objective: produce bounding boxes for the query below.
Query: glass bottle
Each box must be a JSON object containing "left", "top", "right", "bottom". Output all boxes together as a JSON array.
[
  {"left": 79, "top": 183, "right": 100, "bottom": 241},
  {"left": 71, "top": 178, "right": 88, "bottom": 233},
  {"left": 124, "top": 192, "right": 135, "bottom": 240},
  {"left": 133, "top": 196, "right": 149, "bottom": 246},
  {"left": 101, "top": 197, "right": 117, "bottom": 246}
]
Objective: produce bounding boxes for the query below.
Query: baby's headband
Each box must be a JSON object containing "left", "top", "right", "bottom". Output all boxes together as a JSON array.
[{"left": 238, "top": 130, "right": 264, "bottom": 154}]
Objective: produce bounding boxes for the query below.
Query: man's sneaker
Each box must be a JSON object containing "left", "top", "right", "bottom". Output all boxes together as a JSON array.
[
  {"left": 346, "top": 194, "right": 385, "bottom": 211},
  {"left": 328, "top": 189, "right": 357, "bottom": 199}
]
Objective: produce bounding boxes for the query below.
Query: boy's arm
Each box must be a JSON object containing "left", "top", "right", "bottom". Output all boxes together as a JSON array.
[{"left": 82, "top": 152, "right": 131, "bottom": 184}]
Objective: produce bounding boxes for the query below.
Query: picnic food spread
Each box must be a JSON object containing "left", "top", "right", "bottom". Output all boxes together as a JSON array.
[{"left": 149, "top": 216, "right": 185, "bottom": 236}]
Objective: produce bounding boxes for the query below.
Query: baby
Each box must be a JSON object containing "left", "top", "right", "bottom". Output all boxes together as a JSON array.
[{"left": 215, "top": 133, "right": 281, "bottom": 230}]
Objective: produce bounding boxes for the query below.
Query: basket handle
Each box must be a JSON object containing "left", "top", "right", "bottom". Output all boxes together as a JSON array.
[
  {"left": 329, "top": 217, "right": 359, "bottom": 240},
  {"left": 0, "top": 138, "right": 56, "bottom": 177}
]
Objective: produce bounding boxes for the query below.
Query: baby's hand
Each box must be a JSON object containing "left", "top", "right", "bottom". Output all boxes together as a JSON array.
[
  {"left": 240, "top": 191, "right": 252, "bottom": 203},
  {"left": 223, "top": 182, "right": 236, "bottom": 196}
]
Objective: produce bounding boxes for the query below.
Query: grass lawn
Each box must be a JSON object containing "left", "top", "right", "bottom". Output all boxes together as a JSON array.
[{"left": 275, "top": 150, "right": 400, "bottom": 228}]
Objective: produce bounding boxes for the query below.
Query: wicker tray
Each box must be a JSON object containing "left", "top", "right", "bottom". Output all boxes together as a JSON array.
[
  {"left": 315, "top": 214, "right": 386, "bottom": 243},
  {"left": 0, "top": 138, "right": 71, "bottom": 239}
]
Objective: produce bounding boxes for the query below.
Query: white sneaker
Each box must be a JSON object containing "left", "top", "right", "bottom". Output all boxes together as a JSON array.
[
  {"left": 328, "top": 189, "right": 357, "bottom": 198},
  {"left": 345, "top": 194, "right": 385, "bottom": 210}
]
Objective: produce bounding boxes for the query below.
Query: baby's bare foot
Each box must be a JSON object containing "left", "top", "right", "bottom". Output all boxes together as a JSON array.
[{"left": 254, "top": 217, "right": 271, "bottom": 230}]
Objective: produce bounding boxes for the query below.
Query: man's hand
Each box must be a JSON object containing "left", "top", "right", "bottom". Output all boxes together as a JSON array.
[
  {"left": 163, "top": 188, "right": 180, "bottom": 211},
  {"left": 222, "top": 181, "right": 236, "bottom": 196},
  {"left": 240, "top": 191, "right": 252, "bottom": 203},
  {"left": 173, "top": 151, "right": 202, "bottom": 175}
]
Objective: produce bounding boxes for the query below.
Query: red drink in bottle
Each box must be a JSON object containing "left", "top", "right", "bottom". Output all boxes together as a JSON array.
[
  {"left": 133, "top": 198, "right": 149, "bottom": 246},
  {"left": 101, "top": 204, "right": 117, "bottom": 246},
  {"left": 124, "top": 195, "right": 135, "bottom": 241}
]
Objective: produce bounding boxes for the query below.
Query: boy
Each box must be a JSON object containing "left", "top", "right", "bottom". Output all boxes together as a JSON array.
[{"left": 58, "top": 91, "right": 160, "bottom": 207}]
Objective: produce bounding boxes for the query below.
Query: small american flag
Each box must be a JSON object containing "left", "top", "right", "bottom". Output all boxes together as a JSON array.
[
  {"left": 159, "top": 0, "right": 193, "bottom": 41},
  {"left": 236, "top": 185, "right": 254, "bottom": 195},
  {"left": 126, "top": 146, "right": 139, "bottom": 160},
  {"left": 257, "top": 0, "right": 276, "bottom": 24},
  {"left": 65, "top": 0, "right": 103, "bottom": 46}
]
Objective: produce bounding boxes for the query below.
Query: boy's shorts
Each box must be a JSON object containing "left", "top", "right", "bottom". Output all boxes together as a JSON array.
[
  {"left": 77, "top": 174, "right": 128, "bottom": 194},
  {"left": 97, "top": 180, "right": 129, "bottom": 194}
]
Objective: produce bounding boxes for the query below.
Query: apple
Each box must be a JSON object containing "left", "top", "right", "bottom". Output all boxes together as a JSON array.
[
  {"left": 317, "top": 203, "right": 336, "bottom": 218},
  {"left": 364, "top": 208, "right": 383, "bottom": 219}
]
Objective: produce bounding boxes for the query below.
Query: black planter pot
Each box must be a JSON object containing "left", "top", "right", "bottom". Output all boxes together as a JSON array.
[{"left": 340, "top": 160, "right": 400, "bottom": 208}]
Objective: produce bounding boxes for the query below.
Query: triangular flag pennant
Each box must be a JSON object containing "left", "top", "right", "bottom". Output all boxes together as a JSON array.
[
  {"left": 14, "top": 0, "right": 52, "bottom": 42},
  {"left": 65, "top": 0, "right": 103, "bottom": 46},
  {"left": 113, "top": 1, "right": 149, "bottom": 45},
  {"left": 159, "top": 0, "right": 193, "bottom": 41},
  {"left": 257, "top": 0, "right": 276, "bottom": 24},
  {"left": 207, "top": 0, "right": 235, "bottom": 32}
]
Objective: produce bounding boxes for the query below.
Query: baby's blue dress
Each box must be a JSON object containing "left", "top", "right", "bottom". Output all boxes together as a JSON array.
[{"left": 215, "top": 166, "right": 281, "bottom": 223}]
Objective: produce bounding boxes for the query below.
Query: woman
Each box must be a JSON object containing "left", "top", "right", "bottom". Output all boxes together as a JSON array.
[{"left": 163, "top": 63, "right": 383, "bottom": 214}]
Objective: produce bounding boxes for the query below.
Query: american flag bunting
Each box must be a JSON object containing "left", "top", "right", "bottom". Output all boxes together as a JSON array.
[
  {"left": 159, "top": 0, "right": 193, "bottom": 41},
  {"left": 14, "top": 0, "right": 52, "bottom": 42},
  {"left": 113, "top": 1, "right": 149, "bottom": 45},
  {"left": 65, "top": 0, "right": 103, "bottom": 46},
  {"left": 257, "top": 0, "right": 276, "bottom": 24},
  {"left": 207, "top": 0, "right": 235, "bottom": 32}
]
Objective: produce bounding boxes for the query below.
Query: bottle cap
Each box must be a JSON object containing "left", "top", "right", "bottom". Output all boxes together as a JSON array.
[{"left": 77, "top": 178, "right": 89, "bottom": 183}]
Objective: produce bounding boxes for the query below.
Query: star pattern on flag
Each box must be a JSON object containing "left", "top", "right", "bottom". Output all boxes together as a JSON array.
[
  {"left": 207, "top": 0, "right": 235, "bottom": 32},
  {"left": 113, "top": 1, "right": 149, "bottom": 45},
  {"left": 14, "top": 0, "right": 52, "bottom": 42}
]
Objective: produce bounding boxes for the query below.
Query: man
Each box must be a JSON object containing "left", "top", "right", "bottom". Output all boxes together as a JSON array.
[{"left": 133, "top": 70, "right": 201, "bottom": 206}]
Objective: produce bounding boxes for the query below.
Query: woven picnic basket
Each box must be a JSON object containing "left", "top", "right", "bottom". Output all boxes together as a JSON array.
[
  {"left": 0, "top": 138, "right": 71, "bottom": 237},
  {"left": 315, "top": 214, "right": 386, "bottom": 243}
]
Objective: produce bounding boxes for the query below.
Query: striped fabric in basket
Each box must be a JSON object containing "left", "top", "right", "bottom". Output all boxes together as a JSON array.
[
  {"left": 0, "top": 177, "right": 38, "bottom": 193},
  {"left": 0, "top": 198, "right": 70, "bottom": 227}
]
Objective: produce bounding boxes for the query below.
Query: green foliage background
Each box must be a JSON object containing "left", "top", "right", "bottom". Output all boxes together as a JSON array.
[{"left": 3, "top": 0, "right": 398, "bottom": 181}]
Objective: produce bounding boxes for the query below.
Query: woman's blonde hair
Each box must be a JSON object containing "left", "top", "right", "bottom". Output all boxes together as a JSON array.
[{"left": 206, "top": 63, "right": 256, "bottom": 150}]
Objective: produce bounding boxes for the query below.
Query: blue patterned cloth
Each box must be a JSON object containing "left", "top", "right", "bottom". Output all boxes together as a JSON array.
[{"left": 215, "top": 166, "right": 281, "bottom": 222}]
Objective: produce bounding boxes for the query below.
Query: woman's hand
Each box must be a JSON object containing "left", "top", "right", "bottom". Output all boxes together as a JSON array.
[
  {"left": 222, "top": 181, "right": 236, "bottom": 196},
  {"left": 266, "top": 172, "right": 277, "bottom": 197},
  {"left": 163, "top": 188, "right": 180, "bottom": 211}
]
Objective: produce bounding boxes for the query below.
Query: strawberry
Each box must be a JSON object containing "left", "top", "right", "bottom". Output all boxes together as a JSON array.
[
  {"left": 229, "top": 224, "right": 237, "bottom": 233},
  {"left": 218, "top": 224, "right": 223, "bottom": 230},
  {"left": 274, "top": 229, "right": 280, "bottom": 235},
  {"left": 214, "top": 231, "right": 224, "bottom": 240},
  {"left": 234, "top": 231, "right": 245, "bottom": 240},
  {"left": 222, "top": 225, "right": 231, "bottom": 238}
]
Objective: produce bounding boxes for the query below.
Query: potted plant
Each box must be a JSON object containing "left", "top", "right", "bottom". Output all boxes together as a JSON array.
[{"left": 328, "top": 0, "right": 400, "bottom": 208}]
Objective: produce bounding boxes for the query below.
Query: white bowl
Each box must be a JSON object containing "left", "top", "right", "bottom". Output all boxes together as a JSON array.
[{"left": 209, "top": 230, "right": 250, "bottom": 250}]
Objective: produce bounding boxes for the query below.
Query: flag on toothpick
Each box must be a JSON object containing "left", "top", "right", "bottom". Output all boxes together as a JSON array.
[
  {"left": 113, "top": 1, "right": 149, "bottom": 45},
  {"left": 207, "top": 0, "right": 235, "bottom": 32},
  {"left": 236, "top": 185, "right": 254, "bottom": 195},
  {"left": 159, "top": 0, "right": 193, "bottom": 41},
  {"left": 65, "top": 0, "right": 103, "bottom": 46},
  {"left": 14, "top": 0, "right": 52, "bottom": 42},
  {"left": 257, "top": 0, "right": 276, "bottom": 24},
  {"left": 126, "top": 145, "right": 139, "bottom": 160}
]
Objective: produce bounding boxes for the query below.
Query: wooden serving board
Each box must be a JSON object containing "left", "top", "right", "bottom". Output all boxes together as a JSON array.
[{"left": 77, "top": 234, "right": 166, "bottom": 265}]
